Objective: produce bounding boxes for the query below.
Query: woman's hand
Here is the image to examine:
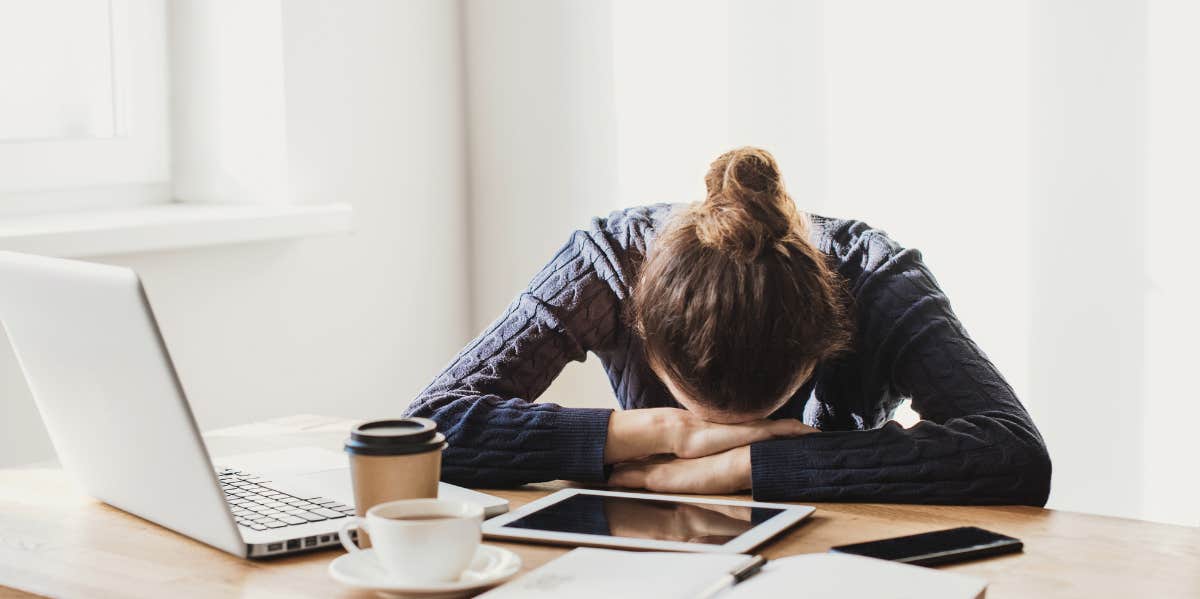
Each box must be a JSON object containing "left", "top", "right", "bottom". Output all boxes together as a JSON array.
[
  {"left": 670, "top": 410, "right": 817, "bottom": 458},
  {"left": 609, "top": 446, "right": 753, "bottom": 494},
  {"left": 604, "top": 408, "right": 816, "bottom": 464}
]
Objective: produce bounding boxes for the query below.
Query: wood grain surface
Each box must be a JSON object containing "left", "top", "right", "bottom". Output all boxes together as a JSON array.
[{"left": 2, "top": 469, "right": 1197, "bottom": 599}]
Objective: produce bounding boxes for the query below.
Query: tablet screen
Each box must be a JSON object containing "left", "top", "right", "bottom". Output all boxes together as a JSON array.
[{"left": 502, "top": 493, "right": 785, "bottom": 545}]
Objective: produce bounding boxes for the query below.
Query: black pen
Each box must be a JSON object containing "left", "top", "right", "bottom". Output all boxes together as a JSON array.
[{"left": 693, "top": 554, "right": 768, "bottom": 599}]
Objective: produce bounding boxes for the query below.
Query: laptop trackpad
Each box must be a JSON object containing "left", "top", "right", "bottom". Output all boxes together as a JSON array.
[
  {"left": 275, "top": 468, "right": 356, "bottom": 505},
  {"left": 221, "top": 446, "right": 355, "bottom": 504}
]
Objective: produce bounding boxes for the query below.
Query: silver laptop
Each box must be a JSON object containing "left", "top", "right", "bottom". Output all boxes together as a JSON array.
[{"left": 0, "top": 251, "right": 507, "bottom": 558}]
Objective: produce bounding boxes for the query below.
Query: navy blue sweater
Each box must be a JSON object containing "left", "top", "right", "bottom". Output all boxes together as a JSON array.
[{"left": 405, "top": 204, "right": 1051, "bottom": 505}]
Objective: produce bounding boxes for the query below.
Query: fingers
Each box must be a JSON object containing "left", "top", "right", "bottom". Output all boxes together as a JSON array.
[
  {"left": 765, "top": 418, "right": 820, "bottom": 437},
  {"left": 677, "top": 418, "right": 817, "bottom": 459},
  {"left": 724, "top": 418, "right": 817, "bottom": 445}
]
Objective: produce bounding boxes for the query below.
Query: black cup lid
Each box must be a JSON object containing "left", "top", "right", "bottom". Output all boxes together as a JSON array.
[{"left": 344, "top": 418, "right": 447, "bottom": 456}]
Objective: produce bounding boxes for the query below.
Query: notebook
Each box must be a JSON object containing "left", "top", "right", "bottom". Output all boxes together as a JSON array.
[{"left": 479, "top": 547, "right": 987, "bottom": 599}]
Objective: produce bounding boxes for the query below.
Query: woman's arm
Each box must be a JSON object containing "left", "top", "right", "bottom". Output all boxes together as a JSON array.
[
  {"left": 750, "top": 242, "right": 1052, "bottom": 505},
  {"left": 404, "top": 228, "right": 623, "bottom": 487}
]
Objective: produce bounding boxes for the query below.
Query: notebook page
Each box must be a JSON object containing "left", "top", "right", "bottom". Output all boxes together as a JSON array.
[
  {"left": 478, "top": 548, "right": 750, "bottom": 599},
  {"left": 725, "top": 553, "right": 987, "bottom": 599}
]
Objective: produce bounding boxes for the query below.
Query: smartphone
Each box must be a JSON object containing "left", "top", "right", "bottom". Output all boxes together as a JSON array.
[{"left": 830, "top": 526, "right": 1022, "bottom": 567}]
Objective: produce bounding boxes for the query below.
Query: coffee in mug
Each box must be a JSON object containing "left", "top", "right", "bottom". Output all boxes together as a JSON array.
[
  {"left": 338, "top": 498, "right": 483, "bottom": 583},
  {"left": 343, "top": 418, "right": 447, "bottom": 546}
]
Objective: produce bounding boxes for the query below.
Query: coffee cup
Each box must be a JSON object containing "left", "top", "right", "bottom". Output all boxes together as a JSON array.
[
  {"left": 338, "top": 498, "right": 483, "bottom": 583},
  {"left": 344, "top": 418, "right": 447, "bottom": 547}
]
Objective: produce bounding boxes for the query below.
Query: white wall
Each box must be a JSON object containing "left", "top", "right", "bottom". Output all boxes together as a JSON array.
[
  {"left": 460, "top": 0, "right": 621, "bottom": 410},
  {"left": 0, "top": 0, "right": 471, "bottom": 467},
  {"left": 1141, "top": 0, "right": 1200, "bottom": 527},
  {"left": 1029, "top": 0, "right": 1148, "bottom": 521}
]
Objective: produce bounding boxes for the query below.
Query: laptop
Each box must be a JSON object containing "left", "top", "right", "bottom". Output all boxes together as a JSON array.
[{"left": 0, "top": 251, "right": 507, "bottom": 558}]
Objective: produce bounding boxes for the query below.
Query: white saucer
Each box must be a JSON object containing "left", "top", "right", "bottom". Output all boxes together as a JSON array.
[{"left": 328, "top": 544, "right": 522, "bottom": 598}]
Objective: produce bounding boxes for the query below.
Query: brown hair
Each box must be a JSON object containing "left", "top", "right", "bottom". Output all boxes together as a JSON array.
[{"left": 630, "top": 147, "right": 852, "bottom": 414}]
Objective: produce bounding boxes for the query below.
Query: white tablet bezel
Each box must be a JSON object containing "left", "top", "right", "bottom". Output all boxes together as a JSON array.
[{"left": 480, "top": 488, "right": 815, "bottom": 554}]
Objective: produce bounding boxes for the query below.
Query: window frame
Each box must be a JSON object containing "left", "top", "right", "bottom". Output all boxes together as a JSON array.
[{"left": 0, "top": 0, "right": 170, "bottom": 215}]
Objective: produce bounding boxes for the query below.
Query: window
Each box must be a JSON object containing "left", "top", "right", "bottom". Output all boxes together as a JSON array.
[
  {"left": 0, "top": 0, "right": 350, "bottom": 257},
  {"left": 0, "top": 0, "right": 169, "bottom": 215}
]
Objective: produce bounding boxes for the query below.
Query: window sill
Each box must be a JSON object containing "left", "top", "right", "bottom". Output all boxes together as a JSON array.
[{"left": 0, "top": 202, "right": 352, "bottom": 258}]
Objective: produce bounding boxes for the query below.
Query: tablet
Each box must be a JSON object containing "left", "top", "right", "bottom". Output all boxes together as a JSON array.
[{"left": 481, "top": 488, "right": 815, "bottom": 553}]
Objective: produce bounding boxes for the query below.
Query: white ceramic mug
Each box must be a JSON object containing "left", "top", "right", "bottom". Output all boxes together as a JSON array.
[{"left": 338, "top": 498, "right": 483, "bottom": 583}]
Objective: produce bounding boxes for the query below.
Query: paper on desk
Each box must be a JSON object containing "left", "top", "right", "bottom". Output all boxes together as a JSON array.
[
  {"left": 726, "top": 553, "right": 987, "bottom": 599},
  {"left": 477, "top": 548, "right": 749, "bottom": 599},
  {"left": 479, "top": 548, "right": 987, "bottom": 599}
]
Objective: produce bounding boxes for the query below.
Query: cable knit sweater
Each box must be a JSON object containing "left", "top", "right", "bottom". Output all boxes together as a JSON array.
[{"left": 405, "top": 204, "right": 1052, "bottom": 505}]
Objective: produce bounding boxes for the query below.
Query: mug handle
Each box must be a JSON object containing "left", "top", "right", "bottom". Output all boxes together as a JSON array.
[{"left": 338, "top": 516, "right": 367, "bottom": 553}]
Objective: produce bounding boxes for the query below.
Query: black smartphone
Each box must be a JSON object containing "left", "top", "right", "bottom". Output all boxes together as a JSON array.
[{"left": 830, "top": 526, "right": 1022, "bottom": 567}]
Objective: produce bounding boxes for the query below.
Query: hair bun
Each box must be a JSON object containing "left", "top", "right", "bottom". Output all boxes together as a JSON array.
[
  {"left": 724, "top": 148, "right": 781, "bottom": 194},
  {"left": 695, "top": 147, "right": 803, "bottom": 258}
]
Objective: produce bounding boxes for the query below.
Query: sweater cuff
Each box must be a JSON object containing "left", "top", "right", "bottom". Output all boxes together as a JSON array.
[
  {"left": 548, "top": 407, "right": 613, "bottom": 483},
  {"left": 750, "top": 438, "right": 813, "bottom": 501}
]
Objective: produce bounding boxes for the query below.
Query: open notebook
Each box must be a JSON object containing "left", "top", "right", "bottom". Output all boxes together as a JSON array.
[{"left": 479, "top": 547, "right": 987, "bottom": 599}]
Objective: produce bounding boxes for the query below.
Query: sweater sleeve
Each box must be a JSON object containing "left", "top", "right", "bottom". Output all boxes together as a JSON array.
[
  {"left": 403, "top": 228, "right": 623, "bottom": 487},
  {"left": 750, "top": 236, "right": 1052, "bottom": 505}
]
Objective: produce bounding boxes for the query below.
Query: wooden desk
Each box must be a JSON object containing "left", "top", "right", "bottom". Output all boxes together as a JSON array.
[{"left": 1, "top": 416, "right": 1196, "bottom": 598}]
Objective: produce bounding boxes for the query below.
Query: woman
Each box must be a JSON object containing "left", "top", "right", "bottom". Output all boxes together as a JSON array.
[{"left": 405, "top": 147, "right": 1051, "bottom": 505}]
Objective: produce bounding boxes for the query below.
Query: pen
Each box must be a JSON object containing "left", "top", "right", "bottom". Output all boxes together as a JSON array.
[{"left": 692, "top": 554, "right": 768, "bottom": 599}]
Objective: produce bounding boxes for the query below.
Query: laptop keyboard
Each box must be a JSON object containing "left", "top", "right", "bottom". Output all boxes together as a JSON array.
[{"left": 217, "top": 468, "right": 356, "bottom": 531}]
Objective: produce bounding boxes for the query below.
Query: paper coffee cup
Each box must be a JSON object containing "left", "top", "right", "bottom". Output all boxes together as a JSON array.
[{"left": 343, "top": 418, "right": 447, "bottom": 547}]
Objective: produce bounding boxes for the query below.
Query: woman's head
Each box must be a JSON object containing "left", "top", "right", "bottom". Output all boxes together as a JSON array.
[{"left": 630, "top": 147, "right": 851, "bottom": 423}]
